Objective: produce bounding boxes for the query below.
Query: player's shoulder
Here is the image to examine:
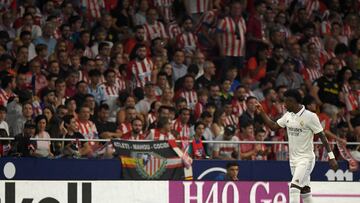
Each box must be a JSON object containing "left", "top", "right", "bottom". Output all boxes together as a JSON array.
[
  {"left": 303, "top": 109, "right": 318, "bottom": 122},
  {"left": 302, "top": 109, "right": 318, "bottom": 119}
]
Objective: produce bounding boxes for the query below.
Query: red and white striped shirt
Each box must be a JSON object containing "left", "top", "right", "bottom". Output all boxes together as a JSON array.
[
  {"left": 345, "top": 89, "right": 360, "bottom": 112},
  {"left": 147, "top": 128, "right": 175, "bottom": 140},
  {"left": 81, "top": 0, "right": 105, "bottom": 20},
  {"left": 114, "top": 70, "right": 127, "bottom": 91},
  {"left": 224, "top": 114, "right": 239, "bottom": 127},
  {"left": 121, "top": 132, "right": 146, "bottom": 140},
  {"left": 184, "top": 0, "right": 210, "bottom": 14},
  {"left": 343, "top": 24, "right": 352, "bottom": 39},
  {"left": 172, "top": 119, "right": 191, "bottom": 140},
  {"left": 118, "top": 122, "right": 131, "bottom": 135},
  {"left": 321, "top": 21, "right": 331, "bottom": 36},
  {"left": 127, "top": 58, "right": 154, "bottom": 88},
  {"left": 177, "top": 89, "right": 198, "bottom": 110},
  {"left": 0, "top": 88, "right": 14, "bottom": 107},
  {"left": 304, "top": 0, "right": 319, "bottom": 16},
  {"left": 309, "top": 37, "right": 324, "bottom": 52},
  {"left": 232, "top": 99, "right": 247, "bottom": 117},
  {"left": 301, "top": 67, "right": 323, "bottom": 83},
  {"left": 79, "top": 70, "right": 90, "bottom": 83},
  {"left": 176, "top": 32, "right": 199, "bottom": 52},
  {"left": 167, "top": 21, "right": 182, "bottom": 39},
  {"left": 0, "top": 0, "right": 16, "bottom": 12},
  {"left": 195, "top": 9, "right": 218, "bottom": 34},
  {"left": 217, "top": 16, "right": 246, "bottom": 57},
  {"left": 100, "top": 83, "right": 119, "bottom": 97},
  {"left": 147, "top": 113, "right": 157, "bottom": 125},
  {"left": 76, "top": 120, "right": 98, "bottom": 140},
  {"left": 319, "top": 50, "right": 335, "bottom": 66},
  {"left": 154, "top": 0, "right": 174, "bottom": 22},
  {"left": 143, "top": 21, "right": 168, "bottom": 41},
  {"left": 194, "top": 101, "right": 204, "bottom": 120}
]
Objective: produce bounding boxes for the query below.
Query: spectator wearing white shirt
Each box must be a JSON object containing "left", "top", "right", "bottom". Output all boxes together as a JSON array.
[
  {"left": 171, "top": 49, "right": 188, "bottom": 83},
  {"left": 135, "top": 82, "right": 157, "bottom": 115},
  {"left": 16, "top": 13, "right": 42, "bottom": 39},
  {"left": 0, "top": 105, "right": 9, "bottom": 136}
]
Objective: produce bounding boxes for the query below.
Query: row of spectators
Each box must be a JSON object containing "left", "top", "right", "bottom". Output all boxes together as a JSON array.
[{"left": 0, "top": 0, "right": 359, "bottom": 161}]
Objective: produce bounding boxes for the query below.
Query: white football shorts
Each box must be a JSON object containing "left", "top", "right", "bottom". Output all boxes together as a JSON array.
[{"left": 290, "top": 158, "right": 315, "bottom": 188}]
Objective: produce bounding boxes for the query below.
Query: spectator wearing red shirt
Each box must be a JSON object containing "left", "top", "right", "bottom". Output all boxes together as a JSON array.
[
  {"left": 65, "top": 71, "right": 79, "bottom": 97},
  {"left": 188, "top": 122, "right": 207, "bottom": 159},
  {"left": 254, "top": 128, "right": 269, "bottom": 160},
  {"left": 260, "top": 88, "right": 282, "bottom": 120},
  {"left": 216, "top": 1, "right": 246, "bottom": 71},
  {"left": 238, "top": 122, "right": 258, "bottom": 160},
  {"left": 147, "top": 117, "right": 175, "bottom": 140},
  {"left": 176, "top": 74, "right": 198, "bottom": 110},
  {"left": 246, "top": 0, "right": 267, "bottom": 57},
  {"left": 124, "top": 26, "right": 150, "bottom": 56},
  {"left": 122, "top": 117, "right": 146, "bottom": 140},
  {"left": 143, "top": 8, "right": 168, "bottom": 42},
  {"left": 194, "top": 88, "right": 208, "bottom": 120},
  {"left": 176, "top": 16, "right": 199, "bottom": 53},
  {"left": 127, "top": 44, "right": 155, "bottom": 89},
  {"left": 301, "top": 52, "right": 323, "bottom": 90},
  {"left": 231, "top": 85, "right": 247, "bottom": 117},
  {"left": 246, "top": 42, "right": 269, "bottom": 83}
]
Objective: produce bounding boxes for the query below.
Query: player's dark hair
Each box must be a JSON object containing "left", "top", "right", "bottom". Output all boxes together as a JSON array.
[
  {"left": 284, "top": 89, "right": 302, "bottom": 103},
  {"left": 303, "top": 95, "right": 316, "bottom": 106},
  {"left": 226, "top": 161, "right": 239, "bottom": 169}
]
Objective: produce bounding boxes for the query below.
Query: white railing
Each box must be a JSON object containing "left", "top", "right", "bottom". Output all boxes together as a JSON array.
[{"left": 0, "top": 137, "right": 359, "bottom": 145}]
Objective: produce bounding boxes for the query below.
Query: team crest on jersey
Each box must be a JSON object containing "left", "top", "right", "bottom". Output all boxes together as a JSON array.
[
  {"left": 135, "top": 152, "right": 167, "bottom": 179},
  {"left": 300, "top": 121, "right": 304, "bottom": 126}
]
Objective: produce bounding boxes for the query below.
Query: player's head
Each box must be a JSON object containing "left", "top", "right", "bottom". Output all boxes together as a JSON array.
[
  {"left": 226, "top": 162, "right": 239, "bottom": 180},
  {"left": 283, "top": 89, "right": 302, "bottom": 112}
]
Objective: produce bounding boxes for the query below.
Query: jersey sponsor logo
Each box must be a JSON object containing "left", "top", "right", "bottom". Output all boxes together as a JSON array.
[
  {"left": 325, "top": 169, "right": 353, "bottom": 181},
  {"left": 135, "top": 152, "right": 167, "bottom": 179},
  {"left": 288, "top": 127, "right": 303, "bottom": 136}
]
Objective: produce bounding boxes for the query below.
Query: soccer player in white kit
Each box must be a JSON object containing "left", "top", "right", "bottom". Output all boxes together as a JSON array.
[{"left": 255, "top": 89, "right": 338, "bottom": 203}]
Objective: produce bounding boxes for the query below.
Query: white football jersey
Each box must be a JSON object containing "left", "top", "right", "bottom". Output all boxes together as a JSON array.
[{"left": 277, "top": 106, "right": 323, "bottom": 161}]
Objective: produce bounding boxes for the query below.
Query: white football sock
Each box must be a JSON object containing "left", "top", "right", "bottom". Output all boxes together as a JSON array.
[
  {"left": 290, "top": 187, "right": 301, "bottom": 203},
  {"left": 301, "top": 193, "right": 314, "bottom": 203}
]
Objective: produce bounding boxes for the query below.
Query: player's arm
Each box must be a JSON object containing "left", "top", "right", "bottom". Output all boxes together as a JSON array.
[
  {"left": 316, "top": 131, "right": 339, "bottom": 170},
  {"left": 255, "top": 101, "right": 281, "bottom": 131}
]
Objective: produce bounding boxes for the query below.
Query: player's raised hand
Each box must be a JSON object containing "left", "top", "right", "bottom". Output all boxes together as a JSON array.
[
  {"left": 255, "top": 101, "right": 264, "bottom": 114},
  {"left": 329, "top": 158, "right": 339, "bottom": 171}
]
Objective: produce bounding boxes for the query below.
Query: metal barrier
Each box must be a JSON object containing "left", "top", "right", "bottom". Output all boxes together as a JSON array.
[{"left": 0, "top": 137, "right": 359, "bottom": 145}]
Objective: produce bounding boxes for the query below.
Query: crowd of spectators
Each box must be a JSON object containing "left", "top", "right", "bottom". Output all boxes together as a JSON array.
[{"left": 0, "top": 0, "right": 359, "bottom": 161}]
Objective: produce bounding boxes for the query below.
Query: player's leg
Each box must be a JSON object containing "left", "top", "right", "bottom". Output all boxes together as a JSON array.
[
  {"left": 301, "top": 186, "right": 313, "bottom": 203},
  {"left": 300, "top": 159, "right": 315, "bottom": 203},
  {"left": 289, "top": 161, "right": 308, "bottom": 203},
  {"left": 289, "top": 183, "right": 302, "bottom": 203}
]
